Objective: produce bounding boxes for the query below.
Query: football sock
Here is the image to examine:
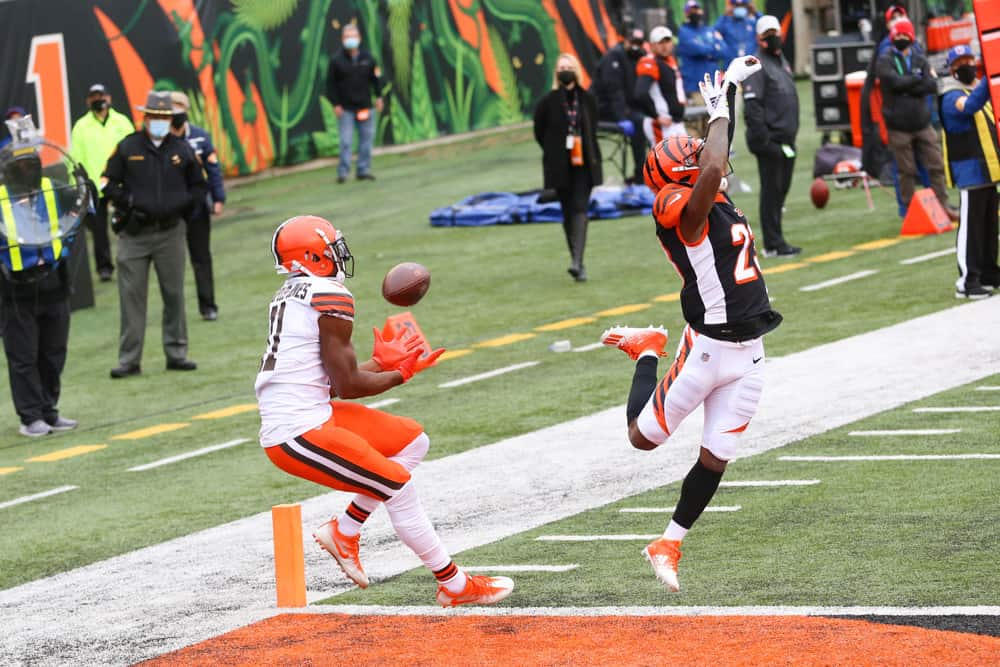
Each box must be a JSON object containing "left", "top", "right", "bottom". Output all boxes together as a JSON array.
[
  {"left": 433, "top": 561, "right": 468, "bottom": 594},
  {"left": 384, "top": 482, "right": 466, "bottom": 592},
  {"left": 337, "top": 497, "right": 379, "bottom": 537},
  {"left": 671, "top": 459, "right": 724, "bottom": 530},
  {"left": 663, "top": 520, "right": 688, "bottom": 542},
  {"left": 626, "top": 356, "right": 659, "bottom": 423}
]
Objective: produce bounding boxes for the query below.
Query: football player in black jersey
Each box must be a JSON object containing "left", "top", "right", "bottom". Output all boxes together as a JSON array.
[{"left": 601, "top": 58, "right": 782, "bottom": 592}]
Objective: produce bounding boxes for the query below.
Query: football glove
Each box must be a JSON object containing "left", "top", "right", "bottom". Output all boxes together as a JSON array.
[
  {"left": 722, "top": 56, "right": 762, "bottom": 89},
  {"left": 396, "top": 346, "right": 446, "bottom": 382},
  {"left": 699, "top": 71, "right": 730, "bottom": 126},
  {"left": 372, "top": 326, "right": 424, "bottom": 371}
]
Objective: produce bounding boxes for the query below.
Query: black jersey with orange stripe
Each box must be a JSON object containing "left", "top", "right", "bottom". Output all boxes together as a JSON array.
[{"left": 653, "top": 184, "right": 782, "bottom": 342}]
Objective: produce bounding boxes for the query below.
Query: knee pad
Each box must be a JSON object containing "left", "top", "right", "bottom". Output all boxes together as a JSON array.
[{"left": 391, "top": 432, "right": 430, "bottom": 472}]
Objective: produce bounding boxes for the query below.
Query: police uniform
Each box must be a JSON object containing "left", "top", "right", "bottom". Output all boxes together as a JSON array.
[
  {"left": 102, "top": 121, "right": 206, "bottom": 373},
  {"left": 636, "top": 183, "right": 781, "bottom": 461}
]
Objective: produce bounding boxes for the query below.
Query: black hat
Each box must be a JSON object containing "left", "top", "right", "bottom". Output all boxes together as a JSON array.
[{"left": 136, "top": 91, "right": 173, "bottom": 116}]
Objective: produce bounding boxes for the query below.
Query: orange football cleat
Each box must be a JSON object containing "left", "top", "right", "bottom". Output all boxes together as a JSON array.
[
  {"left": 313, "top": 519, "right": 369, "bottom": 589},
  {"left": 644, "top": 537, "right": 683, "bottom": 592},
  {"left": 436, "top": 574, "right": 515, "bottom": 607},
  {"left": 601, "top": 326, "right": 669, "bottom": 360}
]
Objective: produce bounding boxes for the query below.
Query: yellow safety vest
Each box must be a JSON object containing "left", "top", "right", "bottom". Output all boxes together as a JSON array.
[{"left": 0, "top": 177, "right": 61, "bottom": 272}]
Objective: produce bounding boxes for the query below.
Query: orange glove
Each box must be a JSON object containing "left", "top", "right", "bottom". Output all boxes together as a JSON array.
[
  {"left": 372, "top": 326, "right": 423, "bottom": 371},
  {"left": 396, "top": 346, "right": 446, "bottom": 382}
]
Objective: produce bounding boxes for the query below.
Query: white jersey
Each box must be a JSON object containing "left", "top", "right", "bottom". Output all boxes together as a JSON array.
[{"left": 254, "top": 275, "right": 355, "bottom": 446}]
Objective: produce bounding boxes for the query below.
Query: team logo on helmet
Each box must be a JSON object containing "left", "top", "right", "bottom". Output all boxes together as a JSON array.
[
  {"left": 643, "top": 136, "right": 704, "bottom": 193},
  {"left": 271, "top": 215, "right": 354, "bottom": 282}
]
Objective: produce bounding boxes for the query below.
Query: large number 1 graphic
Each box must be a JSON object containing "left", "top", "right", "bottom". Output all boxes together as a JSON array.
[{"left": 26, "top": 34, "right": 71, "bottom": 163}]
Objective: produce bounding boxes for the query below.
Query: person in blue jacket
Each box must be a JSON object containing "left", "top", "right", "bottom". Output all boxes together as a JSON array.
[
  {"left": 939, "top": 45, "right": 1000, "bottom": 300},
  {"left": 715, "top": 0, "right": 759, "bottom": 61},
  {"left": 677, "top": 0, "right": 723, "bottom": 136}
]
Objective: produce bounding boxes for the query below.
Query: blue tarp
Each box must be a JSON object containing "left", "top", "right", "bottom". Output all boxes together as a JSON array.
[{"left": 429, "top": 185, "right": 655, "bottom": 227}]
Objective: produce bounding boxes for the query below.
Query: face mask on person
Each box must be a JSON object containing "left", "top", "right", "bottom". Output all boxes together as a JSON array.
[
  {"left": 90, "top": 98, "right": 108, "bottom": 113},
  {"left": 955, "top": 64, "right": 977, "bottom": 85},
  {"left": 147, "top": 119, "right": 170, "bottom": 139},
  {"left": 557, "top": 70, "right": 577, "bottom": 86},
  {"left": 892, "top": 38, "right": 911, "bottom": 51},
  {"left": 628, "top": 44, "right": 644, "bottom": 58},
  {"left": 343, "top": 37, "right": 360, "bottom": 50},
  {"left": 764, "top": 34, "right": 782, "bottom": 54},
  {"left": 733, "top": 7, "right": 748, "bottom": 19},
  {"left": 171, "top": 113, "right": 188, "bottom": 130},
  {"left": 688, "top": 13, "right": 703, "bottom": 27}
]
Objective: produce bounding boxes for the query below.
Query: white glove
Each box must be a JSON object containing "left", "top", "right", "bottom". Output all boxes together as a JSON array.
[
  {"left": 722, "top": 56, "right": 762, "bottom": 89},
  {"left": 699, "top": 71, "right": 729, "bottom": 126}
]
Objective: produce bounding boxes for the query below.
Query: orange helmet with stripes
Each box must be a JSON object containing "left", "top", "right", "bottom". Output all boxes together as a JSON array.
[
  {"left": 271, "top": 215, "right": 354, "bottom": 281},
  {"left": 643, "top": 136, "right": 704, "bottom": 192}
]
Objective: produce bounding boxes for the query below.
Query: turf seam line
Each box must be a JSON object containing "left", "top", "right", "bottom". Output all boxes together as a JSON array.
[
  {"left": 438, "top": 361, "right": 540, "bottom": 388},
  {"left": 462, "top": 565, "right": 580, "bottom": 572},
  {"left": 0, "top": 485, "right": 78, "bottom": 510},
  {"left": 912, "top": 406, "right": 1000, "bottom": 413},
  {"left": 799, "top": 269, "right": 879, "bottom": 292},
  {"left": 301, "top": 605, "right": 1000, "bottom": 617},
  {"left": 365, "top": 398, "right": 400, "bottom": 409},
  {"left": 619, "top": 505, "right": 741, "bottom": 513},
  {"left": 718, "top": 479, "right": 819, "bottom": 487},
  {"left": 848, "top": 429, "right": 962, "bottom": 436},
  {"left": 128, "top": 439, "right": 251, "bottom": 472},
  {"left": 535, "top": 534, "right": 660, "bottom": 541},
  {"left": 899, "top": 247, "right": 955, "bottom": 264},
  {"left": 780, "top": 454, "right": 1000, "bottom": 461}
]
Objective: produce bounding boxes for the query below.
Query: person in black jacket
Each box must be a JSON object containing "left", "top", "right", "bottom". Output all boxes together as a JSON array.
[
  {"left": 875, "top": 18, "right": 952, "bottom": 218},
  {"left": 102, "top": 91, "right": 207, "bottom": 378},
  {"left": 593, "top": 28, "right": 647, "bottom": 183},
  {"left": 533, "top": 54, "right": 603, "bottom": 282},
  {"left": 742, "top": 15, "right": 801, "bottom": 256},
  {"left": 326, "top": 23, "right": 384, "bottom": 184}
]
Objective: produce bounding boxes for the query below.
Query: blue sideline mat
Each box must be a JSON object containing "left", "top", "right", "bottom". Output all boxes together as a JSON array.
[{"left": 429, "top": 185, "right": 655, "bottom": 227}]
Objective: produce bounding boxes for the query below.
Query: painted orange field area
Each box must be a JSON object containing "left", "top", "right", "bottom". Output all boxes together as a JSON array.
[{"left": 143, "top": 613, "right": 1000, "bottom": 666}]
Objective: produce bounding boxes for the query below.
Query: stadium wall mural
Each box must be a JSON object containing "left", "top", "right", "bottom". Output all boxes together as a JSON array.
[{"left": 0, "top": 0, "right": 623, "bottom": 176}]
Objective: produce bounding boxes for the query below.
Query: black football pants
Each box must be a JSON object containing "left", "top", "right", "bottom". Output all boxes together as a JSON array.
[
  {"left": 186, "top": 208, "right": 217, "bottom": 314},
  {"left": 755, "top": 151, "right": 795, "bottom": 251},
  {"left": 956, "top": 186, "right": 1000, "bottom": 290},
  {"left": 0, "top": 298, "right": 70, "bottom": 425},
  {"left": 86, "top": 196, "right": 113, "bottom": 274}
]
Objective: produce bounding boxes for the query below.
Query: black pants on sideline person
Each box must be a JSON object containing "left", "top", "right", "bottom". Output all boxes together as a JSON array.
[
  {"left": 556, "top": 166, "right": 593, "bottom": 281},
  {"left": 0, "top": 299, "right": 70, "bottom": 426},
  {"left": 755, "top": 151, "right": 795, "bottom": 251},
  {"left": 956, "top": 186, "right": 1000, "bottom": 292},
  {"left": 186, "top": 206, "right": 217, "bottom": 317},
  {"left": 625, "top": 110, "right": 647, "bottom": 183},
  {"left": 86, "top": 195, "right": 114, "bottom": 277}
]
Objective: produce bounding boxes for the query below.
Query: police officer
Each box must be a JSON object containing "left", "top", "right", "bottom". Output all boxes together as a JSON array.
[
  {"left": 0, "top": 116, "right": 86, "bottom": 436},
  {"left": 170, "top": 92, "right": 225, "bottom": 321},
  {"left": 102, "top": 91, "right": 207, "bottom": 378},
  {"left": 593, "top": 28, "right": 647, "bottom": 183},
  {"left": 743, "top": 15, "right": 801, "bottom": 256},
  {"left": 940, "top": 45, "right": 1000, "bottom": 300}
]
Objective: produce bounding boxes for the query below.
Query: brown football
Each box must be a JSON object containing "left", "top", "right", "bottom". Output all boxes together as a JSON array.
[
  {"left": 810, "top": 177, "right": 830, "bottom": 209},
  {"left": 382, "top": 262, "right": 431, "bottom": 307}
]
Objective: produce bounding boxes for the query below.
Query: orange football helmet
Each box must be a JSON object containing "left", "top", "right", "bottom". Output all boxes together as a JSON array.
[
  {"left": 643, "top": 136, "right": 704, "bottom": 192},
  {"left": 271, "top": 215, "right": 353, "bottom": 281}
]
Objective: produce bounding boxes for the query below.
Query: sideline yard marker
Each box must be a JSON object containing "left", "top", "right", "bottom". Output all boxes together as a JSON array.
[
  {"left": 27, "top": 444, "right": 107, "bottom": 463},
  {"left": 535, "top": 317, "right": 595, "bottom": 332},
  {"left": 464, "top": 565, "right": 579, "bottom": 573},
  {"left": 976, "top": 386, "right": 1000, "bottom": 391},
  {"left": 799, "top": 270, "right": 879, "bottom": 292},
  {"left": 595, "top": 303, "right": 651, "bottom": 317},
  {"left": 900, "top": 247, "right": 955, "bottom": 264},
  {"left": 128, "top": 439, "right": 250, "bottom": 472},
  {"left": 0, "top": 467, "right": 23, "bottom": 475},
  {"left": 780, "top": 454, "right": 1000, "bottom": 461},
  {"left": 271, "top": 504, "right": 307, "bottom": 607},
  {"left": 913, "top": 406, "right": 1000, "bottom": 413},
  {"left": 853, "top": 237, "right": 903, "bottom": 251},
  {"left": 808, "top": 250, "right": 855, "bottom": 263},
  {"left": 192, "top": 404, "right": 257, "bottom": 420},
  {"left": 535, "top": 534, "right": 659, "bottom": 542},
  {"left": 0, "top": 485, "right": 77, "bottom": 510},
  {"left": 473, "top": 333, "right": 536, "bottom": 348},
  {"left": 719, "top": 479, "right": 819, "bottom": 487},
  {"left": 620, "top": 505, "right": 741, "bottom": 513},
  {"left": 112, "top": 423, "right": 190, "bottom": 440},
  {"left": 849, "top": 429, "right": 962, "bottom": 436},
  {"left": 366, "top": 398, "right": 400, "bottom": 409},
  {"left": 761, "top": 262, "right": 807, "bottom": 275},
  {"left": 439, "top": 361, "right": 540, "bottom": 389},
  {"left": 573, "top": 342, "right": 604, "bottom": 352}
]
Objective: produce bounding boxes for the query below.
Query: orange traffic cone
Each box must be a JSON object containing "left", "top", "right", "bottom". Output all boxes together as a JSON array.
[{"left": 900, "top": 188, "right": 954, "bottom": 235}]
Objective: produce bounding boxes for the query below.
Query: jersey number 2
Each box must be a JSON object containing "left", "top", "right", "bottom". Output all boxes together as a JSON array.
[
  {"left": 260, "top": 301, "right": 286, "bottom": 372},
  {"left": 731, "top": 223, "right": 761, "bottom": 284}
]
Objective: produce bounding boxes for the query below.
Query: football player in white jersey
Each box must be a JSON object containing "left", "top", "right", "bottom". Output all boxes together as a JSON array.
[
  {"left": 255, "top": 215, "right": 514, "bottom": 606},
  {"left": 601, "top": 58, "right": 780, "bottom": 592}
]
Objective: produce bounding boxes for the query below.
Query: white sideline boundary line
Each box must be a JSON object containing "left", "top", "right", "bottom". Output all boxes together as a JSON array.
[
  {"left": 536, "top": 534, "right": 659, "bottom": 542},
  {"left": 620, "top": 506, "right": 741, "bottom": 513},
  {"left": 799, "top": 270, "right": 879, "bottom": 292},
  {"left": 128, "top": 439, "right": 250, "bottom": 472},
  {"left": 573, "top": 342, "right": 604, "bottom": 352},
  {"left": 913, "top": 406, "right": 1000, "bottom": 413},
  {"left": 297, "top": 604, "right": 1000, "bottom": 617},
  {"left": 781, "top": 454, "right": 1000, "bottom": 462},
  {"left": 366, "top": 398, "right": 400, "bottom": 409},
  {"left": 463, "top": 565, "right": 579, "bottom": 573},
  {"left": 719, "top": 480, "right": 819, "bottom": 487},
  {"left": 849, "top": 429, "right": 962, "bottom": 436},
  {"left": 0, "top": 485, "right": 77, "bottom": 510},
  {"left": 899, "top": 247, "right": 955, "bottom": 265},
  {"left": 976, "top": 386, "right": 1000, "bottom": 391},
  {"left": 438, "top": 361, "right": 540, "bottom": 388}
]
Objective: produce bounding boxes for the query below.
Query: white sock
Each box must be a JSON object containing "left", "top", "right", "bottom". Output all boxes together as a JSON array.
[
  {"left": 384, "top": 481, "right": 466, "bottom": 591},
  {"left": 335, "top": 495, "right": 380, "bottom": 537},
  {"left": 638, "top": 349, "right": 660, "bottom": 360},
  {"left": 663, "top": 520, "right": 688, "bottom": 542}
]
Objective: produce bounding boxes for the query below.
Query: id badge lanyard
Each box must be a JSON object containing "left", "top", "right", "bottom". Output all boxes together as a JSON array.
[{"left": 564, "top": 92, "right": 584, "bottom": 166}]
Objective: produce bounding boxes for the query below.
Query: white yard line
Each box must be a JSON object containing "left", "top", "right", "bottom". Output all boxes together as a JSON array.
[
  {"left": 128, "top": 439, "right": 250, "bottom": 472},
  {"left": 2, "top": 298, "right": 999, "bottom": 666},
  {"left": 572, "top": 342, "right": 604, "bottom": 352},
  {"left": 0, "top": 485, "right": 77, "bottom": 511},
  {"left": 535, "top": 535, "right": 659, "bottom": 542},
  {"left": 365, "top": 398, "right": 400, "bottom": 409},
  {"left": 799, "top": 270, "right": 879, "bottom": 292},
  {"left": 296, "top": 604, "right": 1000, "bottom": 617},
  {"left": 976, "top": 386, "right": 1000, "bottom": 391},
  {"left": 780, "top": 454, "right": 1000, "bottom": 462},
  {"left": 619, "top": 506, "right": 741, "bottom": 513},
  {"left": 899, "top": 247, "right": 956, "bottom": 265},
  {"left": 719, "top": 480, "right": 819, "bottom": 487},
  {"left": 913, "top": 406, "right": 1000, "bottom": 413},
  {"left": 848, "top": 429, "right": 962, "bottom": 436},
  {"left": 463, "top": 565, "right": 579, "bottom": 573},
  {"left": 438, "top": 361, "right": 540, "bottom": 388}
]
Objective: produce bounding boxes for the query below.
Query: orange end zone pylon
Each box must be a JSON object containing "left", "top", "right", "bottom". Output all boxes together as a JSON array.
[
  {"left": 900, "top": 188, "right": 954, "bottom": 235},
  {"left": 271, "top": 504, "right": 306, "bottom": 607}
]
